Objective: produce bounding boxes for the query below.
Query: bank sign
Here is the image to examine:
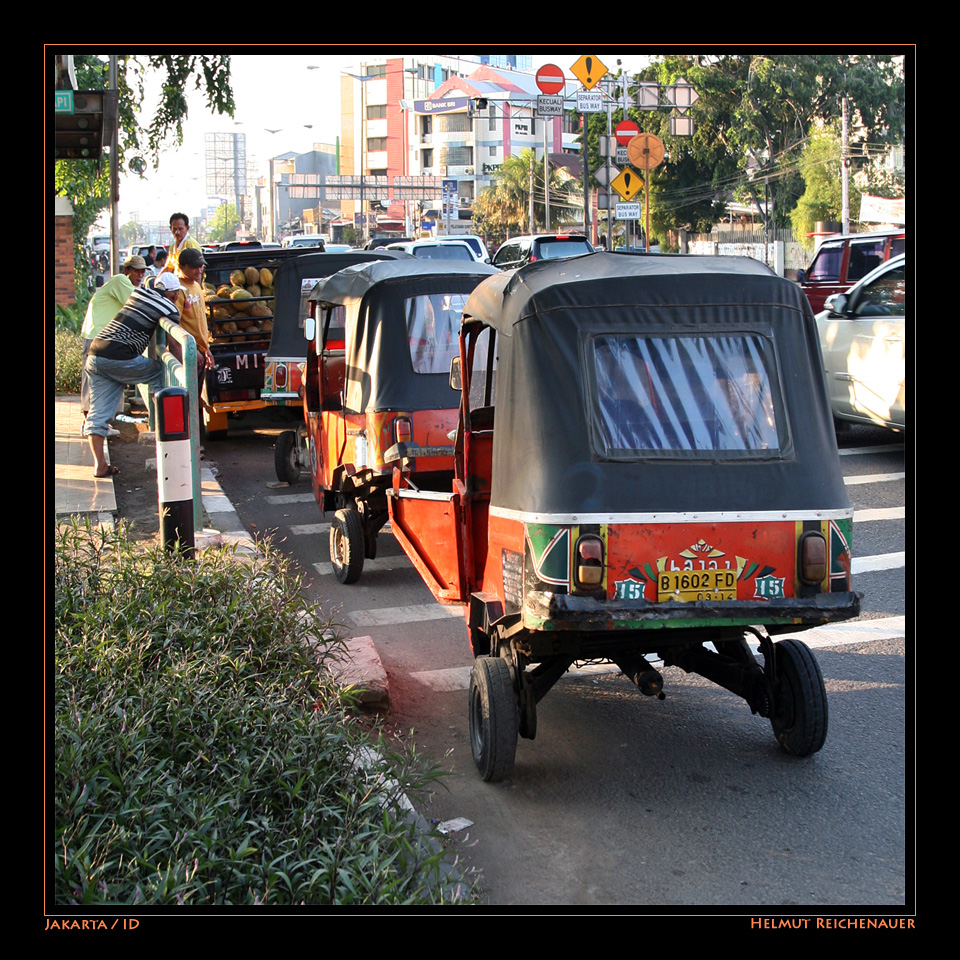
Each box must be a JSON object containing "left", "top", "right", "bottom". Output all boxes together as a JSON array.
[{"left": 415, "top": 97, "right": 471, "bottom": 114}]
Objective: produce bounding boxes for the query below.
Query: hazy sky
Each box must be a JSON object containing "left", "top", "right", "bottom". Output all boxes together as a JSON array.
[{"left": 107, "top": 51, "right": 651, "bottom": 231}]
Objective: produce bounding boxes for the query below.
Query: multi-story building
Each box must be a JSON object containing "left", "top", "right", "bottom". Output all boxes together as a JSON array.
[
  {"left": 419, "top": 65, "right": 580, "bottom": 206},
  {"left": 340, "top": 57, "right": 580, "bottom": 237},
  {"left": 339, "top": 56, "right": 474, "bottom": 237},
  {"left": 478, "top": 55, "right": 533, "bottom": 72}
]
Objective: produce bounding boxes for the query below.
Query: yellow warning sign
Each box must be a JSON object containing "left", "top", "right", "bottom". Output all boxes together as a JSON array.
[
  {"left": 570, "top": 55, "right": 608, "bottom": 91},
  {"left": 611, "top": 168, "right": 643, "bottom": 201}
]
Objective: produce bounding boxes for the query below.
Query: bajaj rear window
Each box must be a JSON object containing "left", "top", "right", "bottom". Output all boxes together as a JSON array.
[
  {"left": 589, "top": 333, "right": 787, "bottom": 459},
  {"left": 405, "top": 293, "right": 468, "bottom": 374}
]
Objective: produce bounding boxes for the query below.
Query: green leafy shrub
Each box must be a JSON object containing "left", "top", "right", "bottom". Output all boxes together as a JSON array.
[
  {"left": 56, "top": 301, "right": 86, "bottom": 333},
  {"left": 55, "top": 330, "right": 83, "bottom": 395},
  {"left": 54, "top": 522, "right": 470, "bottom": 906}
]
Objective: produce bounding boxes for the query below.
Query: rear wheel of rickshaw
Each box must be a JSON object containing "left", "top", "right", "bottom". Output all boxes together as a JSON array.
[
  {"left": 275, "top": 430, "right": 302, "bottom": 484},
  {"left": 330, "top": 508, "right": 364, "bottom": 584},
  {"left": 769, "top": 639, "right": 828, "bottom": 757},
  {"left": 469, "top": 657, "right": 518, "bottom": 782}
]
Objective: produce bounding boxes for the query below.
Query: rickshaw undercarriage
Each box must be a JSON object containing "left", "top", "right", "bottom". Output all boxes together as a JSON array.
[{"left": 468, "top": 616, "right": 830, "bottom": 782}]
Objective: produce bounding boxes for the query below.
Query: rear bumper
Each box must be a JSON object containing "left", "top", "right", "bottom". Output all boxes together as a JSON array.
[{"left": 523, "top": 589, "right": 861, "bottom": 630}]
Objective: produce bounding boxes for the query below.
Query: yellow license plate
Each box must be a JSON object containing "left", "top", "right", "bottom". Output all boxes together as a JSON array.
[{"left": 658, "top": 569, "right": 737, "bottom": 602}]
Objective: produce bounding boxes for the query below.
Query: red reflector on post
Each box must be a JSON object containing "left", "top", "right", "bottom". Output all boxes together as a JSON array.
[{"left": 161, "top": 393, "right": 186, "bottom": 434}]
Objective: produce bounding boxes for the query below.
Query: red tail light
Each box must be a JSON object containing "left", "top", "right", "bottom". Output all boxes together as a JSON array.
[
  {"left": 275, "top": 363, "right": 287, "bottom": 388},
  {"left": 798, "top": 532, "right": 827, "bottom": 585},
  {"left": 575, "top": 535, "right": 604, "bottom": 588},
  {"left": 394, "top": 416, "right": 412, "bottom": 444}
]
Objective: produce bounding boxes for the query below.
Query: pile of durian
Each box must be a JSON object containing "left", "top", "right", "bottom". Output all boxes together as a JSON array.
[{"left": 205, "top": 266, "right": 275, "bottom": 341}]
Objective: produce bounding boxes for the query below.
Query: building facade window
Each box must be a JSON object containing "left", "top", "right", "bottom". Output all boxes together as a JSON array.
[
  {"left": 367, "top": 105, "right": 387, "bottom": 119},
  {"left": 438, "top": 113, "right": 473, "bottom": 134},
  {"left": 439, "top": 145, "right": 473, "bottom": 167},
  {"left": 367, "top": 137, "right": 387, "bottom": 152}
]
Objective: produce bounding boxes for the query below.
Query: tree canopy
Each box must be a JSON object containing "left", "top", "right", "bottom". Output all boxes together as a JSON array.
[
  {"left": 55, "top": 54, "right": 235, "bottom": 302},
  {"left": 206, "top": 203, "right": 242, "bottom": 243},
  {"left": 473, "top": 148, "right": 583, "bottom": 246},
  {"left": 583, "top": 54, "right": 906, "bottom": 238}
]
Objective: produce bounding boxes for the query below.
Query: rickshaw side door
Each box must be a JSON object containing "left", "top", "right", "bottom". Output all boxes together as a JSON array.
[
  {"left": 386, "top": 322, "right": 496, "bottom": 604},
  {"left": 304, "top": 303, "right": 350, "bottom": 506},
  {"left": 388, "top": 483, "right": 467, "bottom": 602}
]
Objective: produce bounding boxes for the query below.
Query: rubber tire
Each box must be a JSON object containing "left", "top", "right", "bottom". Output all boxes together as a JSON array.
[
  {"left": 329, "top": 507, "right": 364, "bottom": 584},
  {"left": 770, "top": 639, "right": 828, "bottom": 757},
  {"left": 469, "top": 657, "right": 519, "bottom": 782},
  {"left": 275, "top": 430, "right": 301, "bottom": 484}
]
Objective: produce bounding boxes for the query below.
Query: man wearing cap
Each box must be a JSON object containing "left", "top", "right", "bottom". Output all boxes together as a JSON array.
[
  {"left": 79, "top": 255, "right": 148, "bottom": 427},
  {"left": 84, "top": 274, "right": 183, "bottom": 478},
  {"left": 174, "top": 246, "right": 215, "bottom": 374},
  {"left": 162, "top": 212, "right": 201, "bottom": 275}
]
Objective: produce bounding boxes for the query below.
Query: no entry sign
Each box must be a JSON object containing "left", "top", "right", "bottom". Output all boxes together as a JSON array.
[
  {"left": 615, "top": 120, "right": 640, "bottom": 146},
  {"left": 536, "top": 63, "right": 565, "bottom": 95}
]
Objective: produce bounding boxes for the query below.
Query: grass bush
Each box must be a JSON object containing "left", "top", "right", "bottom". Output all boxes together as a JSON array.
[
  {"left": 55, "top": 329, "right": 83, "bottom": 395},
  {"left": 54, "top": 521, "right": 470, "bottom": 906}
]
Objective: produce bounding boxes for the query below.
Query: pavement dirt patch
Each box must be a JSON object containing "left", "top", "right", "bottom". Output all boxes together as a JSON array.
[{"left": 106, "top": 420, "right": 164, "bottom": 543}]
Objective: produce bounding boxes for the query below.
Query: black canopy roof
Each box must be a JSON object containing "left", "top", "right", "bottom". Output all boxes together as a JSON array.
[
  {"left": 462, "top": 253, "right": 850, "bottom": 516},
  {"left": 265, "top": 250, "right": 409, "bottom": 361},
  {"left": 309, "top": 259, "right": 498, "bottom": 415}
]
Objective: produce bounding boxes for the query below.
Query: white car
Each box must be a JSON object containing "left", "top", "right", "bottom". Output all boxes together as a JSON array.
[
  {"left": 434, "top": 234, "right": 491, "bottom": 263},
  {"left": 385, "top": 239, "right": 475, "bottom": 261},
  {"left": 815, "top": 254, "right": 906, "bottom": 432}
]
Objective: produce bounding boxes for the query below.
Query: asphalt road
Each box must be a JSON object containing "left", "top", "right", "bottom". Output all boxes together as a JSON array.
[{"left": 203, "top": 411, "right": 910, "bottom": 910}]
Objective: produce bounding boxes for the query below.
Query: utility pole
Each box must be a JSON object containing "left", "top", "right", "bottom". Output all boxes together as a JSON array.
[{"left": 841, "top": 96, "right": 850, "bottom": 234}]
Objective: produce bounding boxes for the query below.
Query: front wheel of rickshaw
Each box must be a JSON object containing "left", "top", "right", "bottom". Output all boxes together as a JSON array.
[
  {"left": 769, "top": 639, "right": 828, "bottom": 757},
  {"left": 469, "top": 657, "right": 518, "bottom": 782},
  {"left": 275, "top": 430, "right": 302, "bottom": 484},
  {"left": 330, "top": 508, "right": 364, "bottom": 584}
]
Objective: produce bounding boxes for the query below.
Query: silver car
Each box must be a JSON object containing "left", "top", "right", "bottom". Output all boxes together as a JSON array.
[{"left": 815, "top": 254, "right": 906, "bottom": 432}]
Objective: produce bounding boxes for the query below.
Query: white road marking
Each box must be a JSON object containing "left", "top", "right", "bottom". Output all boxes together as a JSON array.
[
  {"left": 290, "top": 522, "right": 330, "bottom": 535},
  {"left": 265, "top": 493, "right": 316, "bottom": 504},
  {"left": 838, "top": 444, "right": 905, "bottom": 456},
  {"left": 350, "top": 603, "right": 463, "bottom": 627},
  {"left": 852, "top": 551, "right": 905, "bottom": 573},
  {"left": 411, "top": 665, "right": 472, "bottom": 690},
  {"left": 854, "top": 507, "right": 906, "bottom": 522},
  {"left": 406, "top": 617, "right": 908, "bottom": 692},
  {"left": 776, "top": 615, "right": 906, "bottom": 648},
  {"left": 312, "top": 557, "right": 412, "bottom": 577},
  {"left": 844, "top": 472, "right": 905, "bottom": 485}
]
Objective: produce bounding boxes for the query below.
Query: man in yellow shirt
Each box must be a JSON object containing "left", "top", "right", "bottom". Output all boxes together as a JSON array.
[{"left": 163, "top": 212, "right": 202, "bottom": 274}]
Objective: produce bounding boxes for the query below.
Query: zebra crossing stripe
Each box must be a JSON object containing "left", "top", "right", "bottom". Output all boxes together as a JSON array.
[
  {"left": 852, "top": 552, "right": 905, "bottom": 573},
  {"left": 265, "top": 493, "right": 316, "bottom": 505},
  {"left": 290, "top": 523, "right": 330, "bottom": 535},
  {"left": 349, "top": 603, "right": 463, "bottom": 627},
  {"left": 854, "top": 507, "right": 905, "bottom": 522},
  {"left": 844, "top": 472, "right": 904, "bottom": 485},
  {"left": 407, "top": 617, "right": 907, "bottom": 692}
]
